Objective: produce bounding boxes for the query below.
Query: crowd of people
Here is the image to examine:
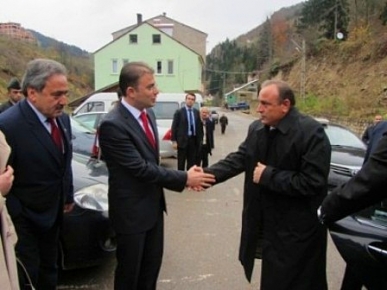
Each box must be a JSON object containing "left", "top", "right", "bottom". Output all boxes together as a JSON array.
[{"left": 1, "top": 59, "right": 387, "bottom": 290}]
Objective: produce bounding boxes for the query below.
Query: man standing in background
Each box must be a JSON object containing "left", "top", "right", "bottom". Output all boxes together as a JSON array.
[
  {"left": 361, "top": 114, "right": 383, "bottom": 145},
  {"left": 171, "top": 93, "right": 203, "bottom": 170},
  {"left": 219, "top": 113, "right": 228, "bottom": 134},
  {"left": 0, "top": 59, "right": 74, "bottom": 289},
  {"left": 0, "top": 78, "right": 23, "bottom": 113}
]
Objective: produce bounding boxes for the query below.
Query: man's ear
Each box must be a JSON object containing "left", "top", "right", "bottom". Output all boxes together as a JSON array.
[{"left": 281, "top": 99, "right": 291, "bottom": 113}]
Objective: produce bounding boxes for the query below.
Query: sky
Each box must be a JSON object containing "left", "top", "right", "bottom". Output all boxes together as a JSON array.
[{"left": 1, "top": 0, "right": 303, "bottom": 54}]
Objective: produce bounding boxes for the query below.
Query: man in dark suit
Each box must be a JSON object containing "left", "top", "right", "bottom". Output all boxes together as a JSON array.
[
  {"left": 0, "top": 77, "right": 23, "bottom": 113},
  {"left": 202, "top": 80, "right": 331, "bottom": 290},
  {"left": 98, "top": 62, "right": 215, "bottom": 290},
  {"left": 361, "top": 114, "right": 383, "bottom": 145},
  {"left": 198, "top": 106, "right": 214, "bottom": 168},
  {"left": 171, "top": 93, "right": 203, "bottom": 170},
  {"left": 0, "top": 59, "right": 74, "bottom": 289}
]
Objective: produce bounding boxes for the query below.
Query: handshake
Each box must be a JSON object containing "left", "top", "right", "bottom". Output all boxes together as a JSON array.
[{"left": 185, "top": 165, "right": 216, "bottom": 191}]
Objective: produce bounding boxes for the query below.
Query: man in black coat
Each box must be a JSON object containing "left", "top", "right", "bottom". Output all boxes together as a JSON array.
[
  {"left": 98, "top": 62, "right": 215, "bottom": 290},
  {"left": 204, "top": 80, "right": 331, "bottom": 290},
  {"left": 0, "top": 59, "right": 74, "bottom": 289},
  {"left": 171, "top": 93, "right": 203, "bottom": 170},
  {"left": 361, "top": 114, "right": 383, "bottom": 145},
  {"left": 0, "top": 77, "right": 23, "bottom": 113}
]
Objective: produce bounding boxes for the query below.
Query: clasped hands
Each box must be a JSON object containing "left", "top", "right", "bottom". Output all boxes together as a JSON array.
[{"left": 186, "top": 165, "right": 215, "bottom": 191}]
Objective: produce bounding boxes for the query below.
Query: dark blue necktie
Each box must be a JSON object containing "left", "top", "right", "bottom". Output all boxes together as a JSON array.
[{"left": 188, "top": 108, "right": 195, "bottom": 136}]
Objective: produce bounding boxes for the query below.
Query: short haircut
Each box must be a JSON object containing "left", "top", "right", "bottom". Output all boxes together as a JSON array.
[
  {"left": 21, "top": 59, "right": 67, "bottom": 96},
  {"left": 185, "top": 93, "right": 196, "bottom": 100},
  {"left": 119, "top": 62, "right": 154, "bottom": 96},
  {"left": 260, "top": 80, "right": 296, "bottom": 106}
]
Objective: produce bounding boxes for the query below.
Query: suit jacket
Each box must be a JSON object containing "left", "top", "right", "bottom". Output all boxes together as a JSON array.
[
  {"left": 0, "top": 101, "right": 14, "bottom": 114},
  {"left": 205, "top": 108, "right": 331, "bottom": 289},
  {"left": 321, "top": 132, "right": 387, "bottom": 223},
  {"left": 171, "top": 107, "right": 203, "bottom": 148},
  {"left": 0, "top": 99, "right": 73, "bottom": 230},
  {"left": 364, "top": 120, "right": 387, "bottom": 161},
  {"left": 99, "top": 103, "right": 187, "bottom": 235}
]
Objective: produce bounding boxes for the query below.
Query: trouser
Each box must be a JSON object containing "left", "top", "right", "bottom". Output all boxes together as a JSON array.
[
  {"left": 221, "top": 125, "right": 226, "bottom": 134},
  {"left": 114, "top": 213, "right": 164, "bottom": 290},
  {"left": 13, "top": 215, "right": 60, "bottom": 290},
  {"left": 177, "top": 137, "right": 198, "bottom": 171}
]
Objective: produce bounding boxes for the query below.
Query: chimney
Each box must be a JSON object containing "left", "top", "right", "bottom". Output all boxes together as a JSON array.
[{"left": 137, "top": 13, "right": 142, "bottom": 24}]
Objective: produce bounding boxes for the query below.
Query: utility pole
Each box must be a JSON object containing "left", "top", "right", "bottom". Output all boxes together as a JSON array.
[{"left": 291, "top": 38, "right": 306, "bottom": 102}]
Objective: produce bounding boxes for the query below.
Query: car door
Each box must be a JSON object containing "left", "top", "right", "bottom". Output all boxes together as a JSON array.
[{"left": 329, "top": 200, "right": 387, "bottom": 288}]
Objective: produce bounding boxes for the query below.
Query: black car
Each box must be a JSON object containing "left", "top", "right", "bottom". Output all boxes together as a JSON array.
[
  {"left": 320, "top": 120, "right": 387, "bottom": 288},
  {"left": 60, "top": 153, "right": 115, "bottom": 270},
  {"left": 320, "top": 120, "right": 366, "bottom": 192}
]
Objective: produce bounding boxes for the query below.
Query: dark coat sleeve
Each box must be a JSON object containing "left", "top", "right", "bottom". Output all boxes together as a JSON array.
[{"left": 321, "top": 134, "right": 387, "bottom": 223}]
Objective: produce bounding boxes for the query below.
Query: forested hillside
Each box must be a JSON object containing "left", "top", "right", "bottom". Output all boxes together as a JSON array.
[
  {"left": 0, "top": 34, "right": 93, "bottom": 103},
  {"left": 206, "top": 0, "right": 387, "bottom": 119}
]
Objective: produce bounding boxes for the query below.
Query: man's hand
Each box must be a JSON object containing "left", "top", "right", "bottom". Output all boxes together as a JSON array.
[
  {"left": 253, "top": 162, "right": 266, "bottom": 184},
  {"left": 0, "top": 165, "right": 14, "bottom": 196},
  {"left": 186, "top": 165, "right": 215, "bottom": 190},
  {"left": 172, "top": 141, "right": 178, "bottom": 150}
]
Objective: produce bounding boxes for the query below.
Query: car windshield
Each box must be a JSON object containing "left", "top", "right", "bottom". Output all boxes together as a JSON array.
[
  {"left": 324, "top": 125, "right": 365, "bottom": 149},
  {"left": 153, "top": 102, "right": 180, "bottom": 119},
  {"left": 71, "top": 117, "right": 96, "bottom": 134}
]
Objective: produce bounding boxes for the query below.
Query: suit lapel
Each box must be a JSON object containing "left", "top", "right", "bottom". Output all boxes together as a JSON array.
[
  {"left": 20, "top": 100, "right": 63, "bottom": 165},
  {"left": 118, "top": 104, "right": 158, "bottom": 158}
]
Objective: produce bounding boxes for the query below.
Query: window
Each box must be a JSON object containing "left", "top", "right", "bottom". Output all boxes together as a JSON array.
[
  {"left": 129, "top": 34, "right": 137, "bottom": 44},
  {"left": 77, "top": 102, "right": 105, "bottom": 115},
  {"left": 167, "top": 60, "right": 174, "bottom": 74},
  {"left": 152, "top": 34, "right": 161, "bottom": 44},
  {"left": 152, "top": 102, "right": 180, "bottom": 119},
  {"left": 156, "top": 61, "right": 162, "bottom": 74},
  {"left": 123, "top": 59, "right": 129, "bottom": 66},
  {"left": 112, "top": 59, "right": 118, "bottom": 74}
]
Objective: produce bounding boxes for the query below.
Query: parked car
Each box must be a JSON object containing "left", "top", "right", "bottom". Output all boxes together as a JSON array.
[
  {"left": 60, "top": 152, "right": 115, "bottom": 270},
  {"left": 317, "top": 120, "right": 387, "bottom": 288},
  {"left": 73, "top": 111, "right": 176, "bottom": 158},
  {"left": 320, "top": 120, "right": 366, "bottom": 192},
  {"left": 70, "top": 117, "right": 96, "bottom": 156}
]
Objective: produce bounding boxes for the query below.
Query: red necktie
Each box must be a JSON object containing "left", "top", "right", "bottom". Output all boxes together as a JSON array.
[
  {"left": 48, "top": 118, "right": 63, "bottom": 152},
  {"left": 140, "top": 111, "right": 156, "bottom": 149}
]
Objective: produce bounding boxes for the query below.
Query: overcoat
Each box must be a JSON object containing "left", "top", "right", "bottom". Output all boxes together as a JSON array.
[{"left": 206, "top": 108, "right": 331, "bottom": 290}]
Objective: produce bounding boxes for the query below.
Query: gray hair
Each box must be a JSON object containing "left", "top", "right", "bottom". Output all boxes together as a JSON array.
[
  {"left": 260, "top": 80, "right": 296, "bottom": 106},
  {"left": 21, "top": 59, "right": 67, "bottom": 96}
]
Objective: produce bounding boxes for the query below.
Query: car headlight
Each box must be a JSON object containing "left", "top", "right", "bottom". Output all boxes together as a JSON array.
[{"left": 74, "top": 184, "right": 108, "bottom": 212}]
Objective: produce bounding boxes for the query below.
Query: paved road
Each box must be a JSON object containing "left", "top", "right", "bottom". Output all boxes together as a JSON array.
[{"left": 58, "top": 110, "right": 346, "bottom": 289}]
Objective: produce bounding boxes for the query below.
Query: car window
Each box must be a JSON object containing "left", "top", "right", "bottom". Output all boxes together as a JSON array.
[
  {"left": 153, "top": 102, "right": 180, "bottom": 119},
  {"left": 356, "top": 199, "right": 387, "bottom": 227},
  {"left": 324, "top": 125, "right": 366, "bottom": 149},
  {"left": 77, "top": 102, "right": 105, "bottom": 114},
  {"left": 74, "top": 114, "right": 99, "bottom": 130},
  {"left": 71, "top": 117, "right": 96, "bottom": 134}
]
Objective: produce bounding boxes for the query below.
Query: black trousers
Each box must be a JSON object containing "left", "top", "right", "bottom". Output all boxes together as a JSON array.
[
  {"left": 221, "top": 124, "right": 226, "bottom": 134},
  {"left": 199, "top": 144, "right": 210, "bottom": 168},
  {"left": 13, "top": 215, "right": 60, "bottom": 290},
  {"left": 177, "top": 137, "right": 198, "bottom": 171},
  {"left": 114, "top": 212, "right": 164, "bottom": 290}
]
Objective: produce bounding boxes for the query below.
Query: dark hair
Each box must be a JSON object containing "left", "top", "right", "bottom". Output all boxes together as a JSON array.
[
  {"left": 119, "top": 62, "right": 154, "bottom": 96},
  {"left": 261, "top": 80, "right": 296, "bottom": 106},
  {"left": 21, "top": 59, "right": 67, "bottom": 96},
  {"left": 185, "top": 92, "right": 196, "bottom": 100}
]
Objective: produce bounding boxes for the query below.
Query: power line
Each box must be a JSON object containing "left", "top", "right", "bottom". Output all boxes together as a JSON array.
[{"left": 204, "top": 67, "right": 251, "bottom": 75}]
